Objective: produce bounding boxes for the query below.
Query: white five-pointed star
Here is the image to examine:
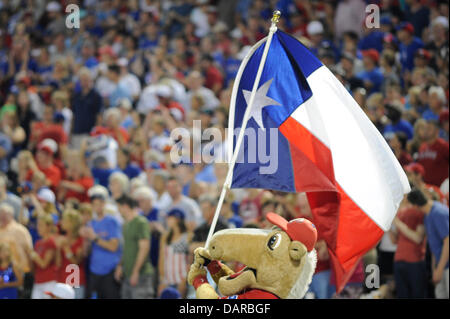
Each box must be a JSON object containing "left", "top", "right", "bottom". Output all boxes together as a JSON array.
[{"left": 243, "top": 78, "right": 281, "bottom": 130}]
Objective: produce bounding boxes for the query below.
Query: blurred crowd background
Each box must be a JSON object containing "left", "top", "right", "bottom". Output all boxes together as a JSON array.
[{"left": 0, "top": 0, "right": 448, "bottom": 299}]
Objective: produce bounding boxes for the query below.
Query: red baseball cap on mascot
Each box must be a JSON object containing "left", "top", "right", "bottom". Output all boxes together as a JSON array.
[{"left": 266, "top": 213, "right": 317, "bottom": 252}]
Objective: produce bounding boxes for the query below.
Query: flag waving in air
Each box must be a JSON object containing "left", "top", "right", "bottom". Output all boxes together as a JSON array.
[{"left": 228, "top": 30, "right": 410, "bottom": 293}]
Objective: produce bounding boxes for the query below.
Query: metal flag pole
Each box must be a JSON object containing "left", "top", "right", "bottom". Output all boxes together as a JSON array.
[{"left": 204, "top": 10, "right": 282, "bottom": 248}]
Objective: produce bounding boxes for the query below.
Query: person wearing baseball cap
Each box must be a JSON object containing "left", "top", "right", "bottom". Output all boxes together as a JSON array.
[
  {"left": 34, "top": 140, "right": 62, "bottom": 190},
  {"left": 45, "top": 283, "right": 75, "bottom": 299},
  {"left": 357, "top": 49, "right": 384, "bottom": 95},
  {"left": 396, "top": 22, "right": 415, "bottom": 35},
  {"left": 361, "top": 49, "right": 380, "bottom": 64},
  {"left": 396, "top": 21, "right": 424, "bottom": 72},
  {"left": 36, "top": 187, "right": 56, "bottom": 204},
  {"left": 413, "top": 48, "right": 434, "bottom": 71},
  {"left": 167, "top": 208, "right": 186, "bottom": 221},
  {"left": 155, "top": 84, "right": 185, "bottom": 122},
  {"left": 405, "top": 163, "right": 445, "bottom": 203}
]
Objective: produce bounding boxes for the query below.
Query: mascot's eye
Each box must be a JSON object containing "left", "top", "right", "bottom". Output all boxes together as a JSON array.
[{"left": 267, "top": 233, "right": 282, "bottom": 250}]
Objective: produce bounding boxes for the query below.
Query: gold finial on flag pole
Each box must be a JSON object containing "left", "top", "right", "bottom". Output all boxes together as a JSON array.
[{"left": 271, "top": 10, "right": 281, "bottom": 25}]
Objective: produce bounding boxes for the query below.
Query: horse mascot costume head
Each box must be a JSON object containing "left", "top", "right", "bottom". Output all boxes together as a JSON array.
[{"left": 188, "top": 213, "right": 318, "bottom": 299}]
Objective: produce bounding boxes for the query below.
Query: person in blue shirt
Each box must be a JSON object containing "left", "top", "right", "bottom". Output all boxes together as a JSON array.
[
  {"left": 356, "top": 49, "right": 384, "bottom": 95},
  {"left": 404, "top": 0, "right": 430, "bottom": 38},
  {"left": 383, "top": 102, "right": 414, "bottom": 140},
  {"left": 223, "top": 42, "right": 242, "bottom": 88},
  {"left": 139, "top": 23, "right": 160, "bottom": 51},
  {"left": 306, "top": 20, "right": 340, "bottom": 61},
  {"left": 80, "top": 188, "right": 122, "bottom": 299},
  {"left": 422, "top": 86, "right": 447, "bottom": 122},
  {"left": 165, "top": 1, "right": 194, "bottom": 37},
  {"left": 396, "top": 22, "right": 424, "bottom": 73},
  {"left": 91, "top": 156, "right": 120, "bottom": 189},
  {"left": 0, "top": 131, "right": 12, "bottom": 173},
  {"left": 117, "top": 147, "right": 141, "bottom": 180},
  {"left": 407, "top": 188, "right": 449, "bottom": 299},
  {"left": 107, "top": 64, "right": 132, "bottom": 108},
  {"left": 75, "top": 41, "right": 99, "bottom": 71},
  {"left": 358, "top": 28, "right": 385, "bottom": 53},
  {"left": 195, "top": 163, "right": 217, "bottom": 184}
]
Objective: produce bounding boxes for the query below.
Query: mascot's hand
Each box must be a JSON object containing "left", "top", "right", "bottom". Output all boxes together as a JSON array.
[
  {"left": 193, "top": 247, "right": 212, "bottom": 266},
  {"left": 187, "top": 261, "right": 207, "bottom": 286},
  {"left": 188, "top": 247, "right": 211, "bottom": 286},
  {"left": 196, "top": 282, "right": 219, "bottom": 299}
]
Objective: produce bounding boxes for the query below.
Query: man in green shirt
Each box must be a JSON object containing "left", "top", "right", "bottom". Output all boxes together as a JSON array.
[{"left": 115, "top": 195, "right": 154, "bottom": 298}]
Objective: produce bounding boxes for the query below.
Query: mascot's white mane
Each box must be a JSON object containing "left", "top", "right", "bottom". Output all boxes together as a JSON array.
[{"left": 286, "top": 249, "right": 317, "bottom": 299}]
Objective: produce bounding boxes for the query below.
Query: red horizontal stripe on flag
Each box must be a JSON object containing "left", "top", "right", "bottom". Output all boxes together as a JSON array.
[{"left": 279, "top": 117, "right": 336, "bottom": 193}]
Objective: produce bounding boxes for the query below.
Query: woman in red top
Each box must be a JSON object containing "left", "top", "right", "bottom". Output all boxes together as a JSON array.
[
  {"left": 58, "top": 150, "right": 94, "bottom": 203},
  {"left": 56, "top": 209, "right": 86, "bottom": 299},
  {"left": 30, "top": 214, "right": 58, "bottom": 299}
]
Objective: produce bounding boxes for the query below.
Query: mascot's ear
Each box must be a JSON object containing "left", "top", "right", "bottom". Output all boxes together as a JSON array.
[{"left": 289, "top": 241, "right": 307, "bottom": 261}]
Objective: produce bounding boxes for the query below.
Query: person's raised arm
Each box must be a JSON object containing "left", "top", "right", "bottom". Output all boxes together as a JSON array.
[
  {"left": 31, "top": 248, "right": 55, "bottom": 269},
  {"left": 81, "top": 225, "right": 120, "bottom": 252}
]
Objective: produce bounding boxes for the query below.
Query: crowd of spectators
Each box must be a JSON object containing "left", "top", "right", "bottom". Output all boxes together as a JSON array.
[{"left": 0, "top": 0, "right": 448, "bottom": 299}]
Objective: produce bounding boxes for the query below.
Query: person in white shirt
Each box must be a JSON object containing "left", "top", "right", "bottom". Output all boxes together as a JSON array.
[
  {"left": 184, "top": 71, "right": 220, "bottom": 112},
  {"left": 190, "top": 0, "right": 210, "bottom": 38},
  {"left": 165, "top": 176, "right": 202, "bottom": 232},
  {"left": 118, "top": 58, "right": 141, "bottom": 102}
]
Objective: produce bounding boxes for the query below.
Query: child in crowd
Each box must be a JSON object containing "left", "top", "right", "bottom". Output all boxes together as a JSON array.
[
  {"left": 30, "top": 214, "right": 58, "bottom": 299},
  {"left": 56, "top": 209, "right": 86, "bottom": 299}
]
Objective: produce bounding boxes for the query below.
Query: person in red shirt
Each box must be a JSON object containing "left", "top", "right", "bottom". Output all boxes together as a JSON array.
[
  {"left": 391, "top": 206, "right": 426, "bottom": 298},
  {"left": 389, "top": 132, "right": 412, "bottom": 166},
  {"left": 154, "top": 85, "right": 185, "bottom": 123},
  {"left": 93, "top": 108, "right": 130, "bottom": 147},
  {"left": 22, "top": 141, "right": 62, "bottom": 193},
  {"left": 58, "top": 150, "right": 94, "bottom": 203},
  {"left": 416, "top": 120, "right": 449, "bottom": 187},
  {"left": 239, "top": 189, "right": 270, "bottom": 226},
  {"left": 36, "top": 114, "right": 68, "bottom": 177},
  {"left": 37, "top": 113, "right": 68, "bottom": 149},
  {"left": 30, "top": 141, "right": 62, "bottom": 191},
  {"left": 404, "top": 162, "right": 445, "bottom": 203},
  {"left": 56, "top": 209, "right": 86, "bottom": 299},
  {"left": 28, "top": 104, "right": 54, "bottom": 150},
  {"left": 29, "top": 214, "right": 58, "bottom": 299},
  {"left": 201, "top": 54, "right": 223, "bottom": 96}
]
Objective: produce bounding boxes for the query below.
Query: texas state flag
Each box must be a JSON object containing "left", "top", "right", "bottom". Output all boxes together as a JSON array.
[{"left": 228, "top": 30, "right": 410, "bottom": 293}]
